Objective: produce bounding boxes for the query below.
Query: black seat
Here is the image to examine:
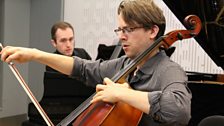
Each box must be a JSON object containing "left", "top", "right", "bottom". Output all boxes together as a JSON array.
[{"left": 198, "top": 115, "right": 224, "bottom": 126}]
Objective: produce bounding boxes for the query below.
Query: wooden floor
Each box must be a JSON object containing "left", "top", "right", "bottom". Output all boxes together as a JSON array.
[{"left": 0, "top": 114, "right": 27, "bottom": 126}]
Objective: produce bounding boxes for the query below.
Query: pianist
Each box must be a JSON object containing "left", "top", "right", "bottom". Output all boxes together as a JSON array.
[{"left": 46, "top": 21, "right": 91, "bottom": 73}]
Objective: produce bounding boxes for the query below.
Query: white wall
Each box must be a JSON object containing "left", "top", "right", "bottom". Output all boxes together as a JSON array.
[{"left": 64, "top": 0, "right": 121, "bottom": 60}]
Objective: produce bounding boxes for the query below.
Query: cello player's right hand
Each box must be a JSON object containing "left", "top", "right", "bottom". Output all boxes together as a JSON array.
[
  {"left": 1, "top": 45, "right": 74, "bottom": 75},
  {"left": 0, "top": 46, "right": 38, "bottom": 64}
]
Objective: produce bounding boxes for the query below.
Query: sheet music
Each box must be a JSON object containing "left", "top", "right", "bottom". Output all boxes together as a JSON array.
[{"left": 64, "top": 0, "right": 224, "bottom": 74}]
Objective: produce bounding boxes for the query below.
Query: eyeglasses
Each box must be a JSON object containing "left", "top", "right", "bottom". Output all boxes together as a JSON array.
[{"left": 114, "top": 26, "right": 144, "bottom": 35}]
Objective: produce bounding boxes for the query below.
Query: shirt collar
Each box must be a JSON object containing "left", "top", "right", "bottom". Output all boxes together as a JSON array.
[
  {"left": 138, "top": 51, "right": 166, "bottom": 75},
  {"left": 55, "top": 49, "right": 75, "bottom": 56}
]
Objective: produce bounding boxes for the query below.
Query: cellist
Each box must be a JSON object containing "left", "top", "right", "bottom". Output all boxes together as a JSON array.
[{"left": 0, "top": 0, "right": 192, "bottom": 125}]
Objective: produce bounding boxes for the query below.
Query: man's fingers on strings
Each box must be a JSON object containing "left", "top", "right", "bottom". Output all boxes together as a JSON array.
[
  {"left": 96, "top": 84, "right": 106, "bottom": 92},
  {"left": 103, "top": 77, "right": 114, "bottom": 85},
  {"left": 91, "top": 91, "right": 103, "bottom": 103},
  {"left": 123, "top": 82, "right": 130, "bottom": 88}
]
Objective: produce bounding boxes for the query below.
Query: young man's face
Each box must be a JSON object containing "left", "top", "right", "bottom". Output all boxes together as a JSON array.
[
  {"left": 52, "top": 28, "right": 74, "bottom": 56},
  {"left": 116, "top": 14, "right": 157, "bottom": 59}
]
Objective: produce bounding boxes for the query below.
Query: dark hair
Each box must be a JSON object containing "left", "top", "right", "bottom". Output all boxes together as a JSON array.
[
  {"left": 51, "top": 21, "right": 74, "bottom": 41},
  {"left": 117, "top": 0, "right": 166, "bottom": 39}
]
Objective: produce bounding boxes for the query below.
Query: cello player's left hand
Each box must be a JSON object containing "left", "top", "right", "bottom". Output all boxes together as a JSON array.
[{"left": 91, "top": 77, "right": 130, "bottom": 104}]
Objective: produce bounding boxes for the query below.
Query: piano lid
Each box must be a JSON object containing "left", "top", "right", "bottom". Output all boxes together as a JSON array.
[{"left": 163, "top": 0, "right": 224, "bottom": 69}]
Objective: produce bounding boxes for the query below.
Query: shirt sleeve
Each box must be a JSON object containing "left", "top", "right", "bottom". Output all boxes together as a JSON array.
[
  {"left": 148, "top": 65, "right": 192, "bottom": 125},
  {"left": 70, "top": 56, "right": 127, "bottom": 87}
]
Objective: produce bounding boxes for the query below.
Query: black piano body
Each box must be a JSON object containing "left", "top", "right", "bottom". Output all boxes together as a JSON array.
[{"left": 163, "top": 0, "right": 224, "bottom": 125}]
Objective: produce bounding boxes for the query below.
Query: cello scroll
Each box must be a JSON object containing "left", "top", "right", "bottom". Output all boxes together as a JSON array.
[{"left": 161, "top": 15, "right": 202, "bottom": 48}]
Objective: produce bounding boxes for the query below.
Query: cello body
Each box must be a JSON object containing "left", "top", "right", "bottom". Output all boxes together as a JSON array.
[{"left": 73, "top": 102, "right": 142, "bottom": 126}]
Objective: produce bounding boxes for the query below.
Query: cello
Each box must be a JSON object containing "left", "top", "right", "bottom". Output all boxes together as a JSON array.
[
  {"left": 57, "top": 15, "right": 202, "bottom": 126},
  {"left": 0, "top": 15, "right": 201, "bottom": 126}
]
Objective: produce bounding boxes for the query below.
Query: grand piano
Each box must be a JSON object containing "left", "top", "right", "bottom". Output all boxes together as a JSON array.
[{"left": 163, "top": 0, "right": 224, "bottom": 125}]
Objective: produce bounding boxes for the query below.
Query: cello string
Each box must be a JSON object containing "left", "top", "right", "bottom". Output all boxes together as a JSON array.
[
  {"left": 57, "top": 37, "right": 165, "bottom": 126},
  {"left": 0, "top": 43, "right": 54, "bottom": 126}
]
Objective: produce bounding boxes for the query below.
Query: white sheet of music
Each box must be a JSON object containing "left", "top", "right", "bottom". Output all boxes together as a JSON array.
[{"left": 64, "top": 0, "right": 224, "bottom": 74}]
